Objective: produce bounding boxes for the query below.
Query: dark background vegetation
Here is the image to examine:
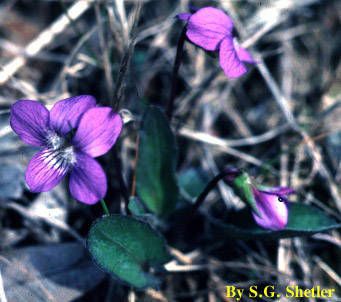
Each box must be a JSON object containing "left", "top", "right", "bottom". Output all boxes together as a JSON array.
[{"left": 0, "top": 0, "right": 340, "bottom": 301}]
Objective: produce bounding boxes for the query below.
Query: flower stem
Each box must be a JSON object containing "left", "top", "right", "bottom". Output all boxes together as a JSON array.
[
  {"left": 100, "top": 199, "right": 110, "bottom": 216},
  {"left": 166, "top": 26, "right": 187, "bottom": 120},
  {"left": 192, "top": 168, "right": 240, "bottom": 213}
]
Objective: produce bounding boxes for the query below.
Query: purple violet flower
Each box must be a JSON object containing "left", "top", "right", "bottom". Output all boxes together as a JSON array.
[
  {"left": 252, "top": 186, "right": 294, "bottom": 230},
  {"left": 10, "top": 95, "right": 123, "bottom": 205},
  {"left": 178, "top": 7, "right": 255, "bottom": 78}
]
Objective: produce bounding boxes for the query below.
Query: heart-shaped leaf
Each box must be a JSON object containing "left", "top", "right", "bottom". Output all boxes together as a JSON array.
[
  {"left": 210, "top": 203, "right": 341, "bottom": 239},
  {"left": 136, "top": 106, "right": 179, "bottom": 216},
  {"left": 87, "top": 215, "right": 170, "bottom": 288}
]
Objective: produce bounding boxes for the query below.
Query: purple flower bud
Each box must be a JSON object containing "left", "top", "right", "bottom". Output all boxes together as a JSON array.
[
  {"left": 251, "top": 187, "right": 294, "bottom": 230},
  {"left": 177, "top": 6, "right": 255, "bottom": 79},
  {"left": 223, "top": 166, "right": 241, "bottom": 182}
]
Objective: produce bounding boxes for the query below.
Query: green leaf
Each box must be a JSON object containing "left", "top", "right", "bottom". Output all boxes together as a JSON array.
[
  {"left": 178, "top": 168, "right": 208, "bottom": 201},
  {"left": 210, "top": 203, "right": 341, "bottom": 239},
  {"left": 128, "top": 196, "right": 147, "bottom": 216},
  {"left": 87, "top": 215, "right": 170, "bottom": 288},
  {"left": 136, "top": 106, "right": 179, "bottom": 216},
  {"left": 232, "top": 172, "right": 259, "bottom": 214}
]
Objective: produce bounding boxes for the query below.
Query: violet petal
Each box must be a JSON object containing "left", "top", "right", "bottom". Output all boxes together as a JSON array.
[
  {"left": 219, "top": 37, "right": 247, "bottom": 78},
  {"left": 72, "top": 107, "right": 123, "bottom": 158},
  {"left": 261, "top": 186, "right": 295, "bottom": 196},
  {"left": 234, "top": 41, "right": 255, "bottom": 63},
  {"left": 10, "top": 100, "right": 50, "bottom": 147},
  {"left": 177, "top": 12, "right": 192, "bottom": 21},
  {"left": 69, "top": 152, "right": 107, "bottom": 204},
  {"left": 49, "top": 95, "right": 96, "bottom": 135},
  {"left": 25, "top": 148, "right": 70, "bottom": 192},
  {"left": 252, "top": 189, "right": 288, "bottom": 230},
  {"left": 186, "top": 7, "right": 233, "bottom": 51}
]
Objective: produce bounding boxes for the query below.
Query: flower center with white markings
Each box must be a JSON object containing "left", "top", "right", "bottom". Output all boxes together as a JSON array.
[
  {"left": 47, "top": 131, "right": 65, "bottom": 150},
  {"left": 61, "top": 146, "right": 77, "bottom": 165},
  {"left": 45, "top": 132, "right": 77, "bottom": 168}
]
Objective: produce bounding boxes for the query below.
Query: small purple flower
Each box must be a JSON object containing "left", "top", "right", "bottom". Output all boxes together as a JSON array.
[
  {"left": 10, "top": 95, "right": 123, "bottom": 205},
  {"left": 178, "top": 7, "right": 254, "bottom": 78},
  {"left": 252, "top": 186, "right": 294, "bottom": 230}
]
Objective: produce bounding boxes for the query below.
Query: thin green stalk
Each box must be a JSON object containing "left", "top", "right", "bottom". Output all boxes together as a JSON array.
[{"left": 100, "top": 199, "right": 110, "bottom": 216}]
